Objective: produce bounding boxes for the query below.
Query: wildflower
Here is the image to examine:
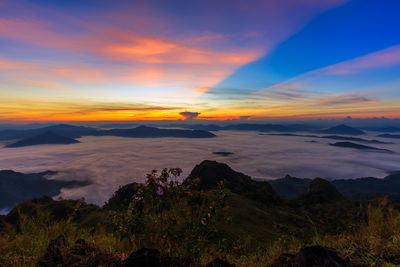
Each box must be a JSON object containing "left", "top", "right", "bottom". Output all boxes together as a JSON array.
[
  {"left": 156, "top": 187, "right": 164, "bottom": 196},
  {"left": 135, "top": 196, "right": 143, "bottom": 201},
  {"left": 208, "top": 213, "right": 211, "bottom": 218},
  {"left": 201, "top": 218, "right": 207, "bottom": 225},
  {"left": 137, "top": 189, "right": 143, "bottom": 195}
]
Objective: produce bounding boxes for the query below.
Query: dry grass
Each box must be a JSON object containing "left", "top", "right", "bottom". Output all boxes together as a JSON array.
[{"left": 1, "top": 198, "right": 400, "bottom": 266}]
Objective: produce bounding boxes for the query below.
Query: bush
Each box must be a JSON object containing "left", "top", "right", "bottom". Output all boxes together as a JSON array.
[{"left": 109, "top": 168, "right": 229, "bottom": 259}]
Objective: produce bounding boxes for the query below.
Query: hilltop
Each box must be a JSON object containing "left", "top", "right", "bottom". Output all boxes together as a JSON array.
[
  {"left": 1, "top": 161, "right": 399, "bottom": 266},
  {"left": 317, "top": 124, "right": 366, "bottom": 135}
]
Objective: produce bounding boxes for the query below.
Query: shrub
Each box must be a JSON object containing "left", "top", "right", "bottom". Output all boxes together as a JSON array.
[{"left": 109, "top": 168, "right": 229, "bottom": 259}]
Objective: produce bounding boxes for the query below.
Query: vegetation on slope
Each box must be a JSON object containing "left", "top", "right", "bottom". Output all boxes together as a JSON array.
[{"left": 0, "top": 161, "right": 399, "bottom": 266}]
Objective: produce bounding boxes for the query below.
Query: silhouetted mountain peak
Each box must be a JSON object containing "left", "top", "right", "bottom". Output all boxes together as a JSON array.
[
  {"left": 187, "top": 160, "right": 278, "bottom": 202},
  {"left": 319, "top": 124, "right": 365, "bottom": 135},
  {"left": 299, "top": 178, "right": 343, "bottom": 204}
]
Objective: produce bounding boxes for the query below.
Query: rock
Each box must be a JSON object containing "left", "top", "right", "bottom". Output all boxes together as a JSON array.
[
  {"left": 272, "top": 253, "right": 296, "bottom": 266},
  {"left": 37, "top": 235, "right": 68, "bottom": 266},
  {"left": 206, "top": 258, "right": 235, "bottom": 267},
  {"left": 37, "top": 236, "right": 121, "bottom": 266},
  {"left": 71, "top": 238, "right": 96, "bottom": 256},
  {"left": 272, "top": 245, "right": 347, "bottom": 267},
  {"left": 123, "top": 248, "right": 161, "bottom": 267},
  {"left": 296, "top": 245, "right": 347, "bottom": 267}
]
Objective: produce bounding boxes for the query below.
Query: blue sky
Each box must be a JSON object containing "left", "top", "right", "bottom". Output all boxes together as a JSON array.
[{"left": 0, "top": 0, "right": 399, "bottom": 121}]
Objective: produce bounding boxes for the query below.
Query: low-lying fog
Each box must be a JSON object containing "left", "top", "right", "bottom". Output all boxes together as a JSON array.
[{"left": 1, "top": 131, "right": 399, "bottom": 205}]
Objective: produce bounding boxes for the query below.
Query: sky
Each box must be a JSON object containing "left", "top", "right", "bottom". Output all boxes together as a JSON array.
[{"left": 0, "top": 0, "right": 399, "bottom": 122}]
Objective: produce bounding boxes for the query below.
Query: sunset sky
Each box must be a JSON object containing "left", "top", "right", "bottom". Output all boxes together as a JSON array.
[{"left": 0, "top": 0, "right": 399, "bottom": 122}]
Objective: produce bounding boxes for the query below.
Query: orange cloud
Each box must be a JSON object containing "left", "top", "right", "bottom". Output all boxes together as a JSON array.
[
  {"left": 0, "top": 18, "right": 261, "bottom": 66},
  {"left": 0, "top": 98, "right": 184, "bottom": 122}
]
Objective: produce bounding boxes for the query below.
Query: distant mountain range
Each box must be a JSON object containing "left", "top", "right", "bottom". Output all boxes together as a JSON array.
[
  {"left": 269, "top": 172, "right": 400, "bottom": 202},
  {"left": 94, "top": 125, "right": 216, "bottom": 138},
  {"left": 181, "top": 123, "right": 370, "bottom": 136},
  {"left": 0, "top": 170, "right": 90, "bottom": 210},
  {"left": 329, "top": 142, "right": 393, "bottom": 153},
  {"left": 362, "top": 126, "right": 400, "bottom": 132},
  {"left": 1, "top": 123, "right": 398, "bottom": 149},
  {"left": 179, "top": 123, "right": 296, "bottom": 132},
  {"left": 264, "top": 133, "right": 390, "bottom": 144},
  {"left": 0, "top": 124, "right": 216, "bottom": 147},
  {"left": 6, "top": 131, "right": 80, "bottom": 148},
  {"left": 0, "top": 124, "right": 96, "bottom": 141}
]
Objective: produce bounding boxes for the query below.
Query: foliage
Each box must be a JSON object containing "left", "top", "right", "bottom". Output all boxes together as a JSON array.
[
  {"left": 318, "top": 198, "right": 400, "bottom": 265},
  {"left": 109, "top": 168, "right": 229, "bottom": 260},
  {"left": 1, "top": 168, "right": 400, "bottom": 266}
]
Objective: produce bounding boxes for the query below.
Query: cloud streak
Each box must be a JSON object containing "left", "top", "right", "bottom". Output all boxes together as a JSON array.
[
  {"left": 313, "top": 94, "right": 379, "bottom": 106},
  {"left": 316, "top": 45, "right": 400, "bottom": 75}
]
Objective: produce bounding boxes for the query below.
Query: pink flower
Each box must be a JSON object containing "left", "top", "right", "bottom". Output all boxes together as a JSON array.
[
  {"left": 135, "top": 196, "right": 143, "bottom": 201},
  {"left": 201, "top": 218, "right": 207, "bottom": 225},
  {"left": 137, "top": 189, "right": 143, "bottom": 195},
  {"left": 208, "top": 213, "right": 211, "bottom": 218},
  {"left": 156, "top": 187, "right": 164, "bottom": 196}
]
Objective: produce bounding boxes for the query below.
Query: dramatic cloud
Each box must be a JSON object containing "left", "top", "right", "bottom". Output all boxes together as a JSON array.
[
  {"left": 179, "top": 112, "right": 200, "bottom": 120},
  {"left": 0, "top": 0, "right": 357, "bottom": 122}
]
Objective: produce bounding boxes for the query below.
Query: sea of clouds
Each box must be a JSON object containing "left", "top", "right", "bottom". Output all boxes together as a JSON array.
[{"left": 0, "top": 131, "right": 399, "bottom": 205}]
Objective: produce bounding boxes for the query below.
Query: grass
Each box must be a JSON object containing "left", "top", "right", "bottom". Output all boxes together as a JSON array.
[{"left": 1, "top": 172, "right": 400, "bottom": 267}]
